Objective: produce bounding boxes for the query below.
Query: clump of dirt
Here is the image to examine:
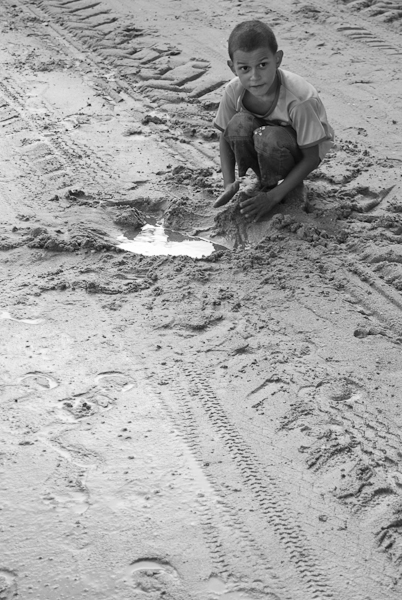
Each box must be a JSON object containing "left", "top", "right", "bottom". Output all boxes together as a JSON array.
[
  {"left": 125, "top": 196, "right": 168, "bottom": 215},
  {"left": 39, "top": 274, "right": 152, "bottom": 295},
  {"left": 49, "top": 189, "right": 102, "bottom": 207},
  {"left": 176, "top": 311, "right": 223, "bottom": 331},
  {"left": 64, "top": 189, "right": 102, "bottom": 206},
  {"left": 62, "top": 396, "right": 99, "bottom": 418},
  {"left": 387, "top": 198, "right": 402, "bottom": 214},
  {"left": 113, "top": 207, "right": 146, "bottom": 229},
  {"left": 27, "top": 225, "right": 116, "bottom": 252},
  {"left": 334, "top": 461, "right": 375, "bottom": 500},
  {"left": 213, "top": 195, "right": 248, "bottom": 245},
  {"left": 35, "top": 58, "right": 69, "bottom": 72},
  {"left": 271, "top": 213, "right": 347, "bottom": 244},
  {"left": 375, "top": 499, "right": 402, "bottom": 564},
  {"left": 122, "top": 125, "right": 143, "bottom": 136},
  {"left": 167, "top": 165, "right": 216, "bottom": 191},
  {"left": 0, "top": 234, "right": 24, "bottom": 250},
  {"left": 163, "top": 194, "right": 210, "bottom": 230},
  {"left": 142, "top": 114, "right": 168, "bottom": 125}
]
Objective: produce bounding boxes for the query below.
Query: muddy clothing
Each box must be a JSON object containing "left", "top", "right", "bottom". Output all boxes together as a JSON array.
[
  {"left": 223, "top": 113, "right": 302, "bottom": 189},
  {"left": 214, "top": 68, "right": 334, "bottom": 161}
]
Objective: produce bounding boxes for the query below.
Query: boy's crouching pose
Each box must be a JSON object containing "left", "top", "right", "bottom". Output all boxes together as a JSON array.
[{"left": 214, "top": 20, "right": 334, "bottom": 221}]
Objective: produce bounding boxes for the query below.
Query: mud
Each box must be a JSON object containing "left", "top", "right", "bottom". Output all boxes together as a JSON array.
[{"left": 2, "top": 0, "right": 402, "bottom": 598}]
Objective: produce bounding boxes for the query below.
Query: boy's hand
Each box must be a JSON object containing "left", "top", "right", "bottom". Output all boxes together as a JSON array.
[
  {"left": 240, "top": 188, "right": 282, "bottom": 222},
  {"left": 214, "top": 180, "right": 240, "bottom": 208}
]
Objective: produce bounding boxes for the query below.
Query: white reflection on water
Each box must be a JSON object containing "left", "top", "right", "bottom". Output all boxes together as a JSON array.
[{"left": 117, "top": 223, "right": 217, "bottom": 258}]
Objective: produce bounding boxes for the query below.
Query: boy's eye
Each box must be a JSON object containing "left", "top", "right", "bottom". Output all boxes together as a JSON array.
[{"left": 259, "top": 63, "right": 267, "bottom": 68}]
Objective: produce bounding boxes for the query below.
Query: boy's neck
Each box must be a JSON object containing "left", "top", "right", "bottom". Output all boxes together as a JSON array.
[{"left": 266, "top": 71, "right": 279, "bottom": 97}]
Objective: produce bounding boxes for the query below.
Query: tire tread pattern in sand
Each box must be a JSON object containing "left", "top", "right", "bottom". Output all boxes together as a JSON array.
[{"left": 154, "top": 362, "right": 338, "bottom": 600}]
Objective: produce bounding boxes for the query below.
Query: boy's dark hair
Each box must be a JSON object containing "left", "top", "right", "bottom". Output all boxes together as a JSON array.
[{"left": 228, "top": 20, "right": 278, "bottom": 59}]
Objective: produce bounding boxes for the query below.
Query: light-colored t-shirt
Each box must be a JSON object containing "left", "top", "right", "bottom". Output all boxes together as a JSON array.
[{"left": 214, "top": 68, "right": 334, "bottom": 160}]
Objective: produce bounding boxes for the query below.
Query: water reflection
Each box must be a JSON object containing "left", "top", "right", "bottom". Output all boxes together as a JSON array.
[{"left": 117, "top": 223, "right": 223, "bottom": 258}]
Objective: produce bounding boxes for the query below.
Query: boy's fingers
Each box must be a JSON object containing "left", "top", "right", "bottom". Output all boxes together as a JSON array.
[
  {"left": 214, "top": 195, "right": 229, "bottom": 208},
  {"left": 241, "top": 202, "right": 256, "bottom": 213},
  {"left": 239, "top": 197, "right": 254, "bottom": 208},
  {"left": 242, "top": 208, "right": 257, "bottom": 219}
]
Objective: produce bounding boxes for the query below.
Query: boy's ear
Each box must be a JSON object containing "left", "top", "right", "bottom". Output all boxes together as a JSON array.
[
  {"left": 276, "top": 50, "right": 284, "bottom": 67},
  {"left": 227, "top": 59, "right": 236, "bottom": 74}
]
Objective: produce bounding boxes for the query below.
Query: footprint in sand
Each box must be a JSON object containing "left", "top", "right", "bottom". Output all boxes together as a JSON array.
[
  {"left": 42, "top": 467, "right": 90, "bottom": 515},
  {"left": 42, "top": 485, "right": 89, "bottom": 515},
  {"left": 122, "top": 559, "right": 181, "bottom": 596},
  {"left": 95, "top": 371, "right": 136, "bottom": 393},
  {"left": 18, "top": 371, "right": 58, "bottom": 390},
  {"left": 59, "top": 372, "right": 135, "bottom": 420},
  {"left": 321, "top": 377, "right": 365, "bottom": 406},
  {"left": 61, "top": 390, "right": 112, "bottom": 419}
]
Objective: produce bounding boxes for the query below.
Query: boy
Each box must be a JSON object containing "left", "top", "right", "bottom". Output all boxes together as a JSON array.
[{"left": 213, "top": 20, "right": 334, "bottom": 222}]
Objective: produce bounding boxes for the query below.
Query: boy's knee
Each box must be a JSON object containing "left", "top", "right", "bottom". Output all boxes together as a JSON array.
[
  {"left": 254, "top": 125, "right": 300, "bottom": 159},
  {"left": 225, "top": 112, "right": 260, "bottom": 138}
]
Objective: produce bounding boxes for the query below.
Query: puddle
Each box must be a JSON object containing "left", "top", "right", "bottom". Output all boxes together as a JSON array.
[{"left": 117, "top": 222, "right": 226, "bottom": 258}]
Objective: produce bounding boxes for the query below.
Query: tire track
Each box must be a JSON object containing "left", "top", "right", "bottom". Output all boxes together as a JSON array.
[
  {"left": 155, "top": 363, "right": 339, "bottom": 600},
  {"left": 278, "top": 356, "right": 402, "bottom": 570},
  {"left": 150, "top": 376, "right": 290, "bottom": 600},
  {"left": 0, "top": 77, "right": 76, "bottom": 191},
  {"left": 281, "top": 245, "right": 402, "bottom": 571},
  {"left": 25, "top": 0, "right": 402, "bottom": 179},
  {"left": 0, "top": 82, "right": 31, "bottom": 136},
  {"left": 19, "top": 0, "right": 226, "bottom": 153},
  {"left": 327, "top": 254, "right": 402, "bottom": 337},
  {"left": 0, "top": 72, "right": 114, "bottom": 188},
  {"left": 338, "top": 0, "right": 402, "bottom": 33},
  {"left": 337, "top": 24, "right": 402, "bottom": 54}
]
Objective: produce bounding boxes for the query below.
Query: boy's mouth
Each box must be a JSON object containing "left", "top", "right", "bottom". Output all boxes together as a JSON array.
[{"left": 250, "top": 84, "right": 266, "bottom": 92}]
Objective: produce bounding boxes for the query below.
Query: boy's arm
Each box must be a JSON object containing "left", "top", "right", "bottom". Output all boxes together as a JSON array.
[
  {"left": 214, "top": 133, "right": 240, "bottom": 208},
  {"left": 219, "top": 133, "right": 236, "bottom": 187},
  {"left": 239, "top": 144, "right": 320, "bottom": 221}
]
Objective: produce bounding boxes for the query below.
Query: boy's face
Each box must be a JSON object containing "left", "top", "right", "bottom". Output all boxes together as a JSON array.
[{"left": 229, "top": 46, "right": 283, "bottom": 98}]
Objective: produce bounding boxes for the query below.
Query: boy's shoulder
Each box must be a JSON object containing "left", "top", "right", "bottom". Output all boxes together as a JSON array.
[
  {"left": 222, "top": 76, "right": 243, "bottom": 95},
  {"left": 279, "top": 69, "right": 319, "bottom": 103}
]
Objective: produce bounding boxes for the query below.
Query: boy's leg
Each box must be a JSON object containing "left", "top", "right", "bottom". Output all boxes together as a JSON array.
[
  {"left": 224, "top": 113, "right": 265, "bottom": 179},
  {"left": 253, "top": 125, "right": 302, "bottom": 189}
]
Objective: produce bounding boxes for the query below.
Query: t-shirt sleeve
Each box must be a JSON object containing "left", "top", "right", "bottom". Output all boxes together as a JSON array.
[
  {"left": 213, "top": 83, "right": 237, "bottom": 132},
  {"left": 290, "top": 97, "right": 330, "bottom": 148}
]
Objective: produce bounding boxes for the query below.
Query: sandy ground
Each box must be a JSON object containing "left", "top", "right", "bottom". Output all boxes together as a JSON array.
[{"left": 1, "top": 0, "right": 402, "bottom": 598}]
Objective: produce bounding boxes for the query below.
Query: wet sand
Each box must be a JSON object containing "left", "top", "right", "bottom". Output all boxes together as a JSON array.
[{"left": 1, "top": 0, "right": 402, "bottom": 598}]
